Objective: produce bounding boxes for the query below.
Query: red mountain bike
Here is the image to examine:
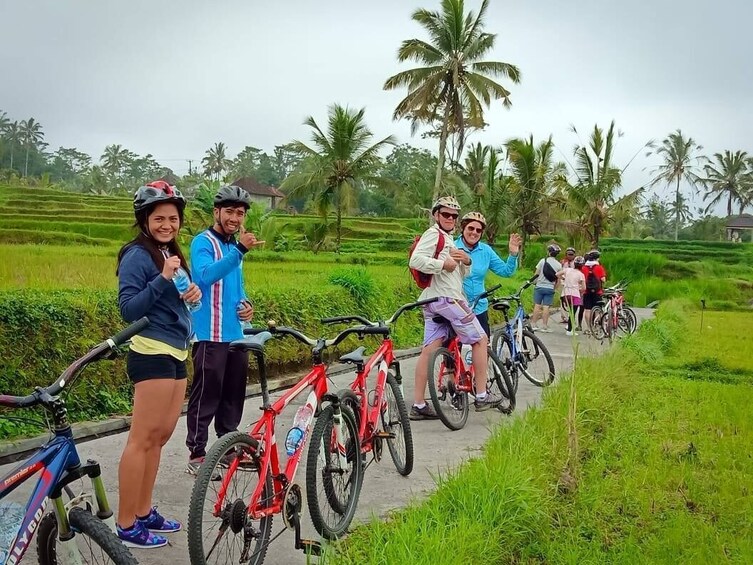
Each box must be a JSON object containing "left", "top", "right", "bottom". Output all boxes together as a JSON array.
[
  {"left": 428, "top": 285, "right": 516, "bottom": 431},
  {"left": 321, "top": 297, "right": 437, "bottom": 478},
  {"left": 187, "top": 323, "right": 366, "bottom": 565}
]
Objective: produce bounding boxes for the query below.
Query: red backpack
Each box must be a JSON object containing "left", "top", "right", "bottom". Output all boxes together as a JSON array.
[{"left": 408, "top": 231, "right": 446, "bottom": 289}]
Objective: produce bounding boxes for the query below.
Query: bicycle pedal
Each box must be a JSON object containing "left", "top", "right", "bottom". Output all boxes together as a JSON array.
[
  {"left": 373, "top": 431, "right": 395, "bottom": 439},
  {"left": 298, "top": 539, "right": 322, "bottom": 556}
]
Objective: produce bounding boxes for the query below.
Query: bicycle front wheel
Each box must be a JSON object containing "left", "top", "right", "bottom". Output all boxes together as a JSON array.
[
  {"left": 306, "top": 404, "right": 363, "bottom": 540},
  {"left": 519, "top": 330, "right": 556, "bottom": 387},
  {"left": 381, "top": 372, "right": 414, "bottom": 476},
  {"left": 427, "top": 347, "right": 469, "bottom": 431},
  {"left": 37, "top": 506, "right": 138, "bottom": 565},
  {"left": 621, "top": 306, "right": 638, "bottom": 334},
  {"left": 187, "top": 431, "right": 273, "bottom": 565},
  {"left": 487, "top": 347, "right": 515, "bottom": 414},
  {"left": 589, "top": 305, "right": 606, "bottom": 339}
]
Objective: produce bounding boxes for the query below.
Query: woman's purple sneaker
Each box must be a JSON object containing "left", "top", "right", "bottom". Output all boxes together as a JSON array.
[
  {"left": 116, "top": 520, "right": 168, "bottom": 549},
  {"left": 138, "top": 506, "right": 182, "bottom": 533}
]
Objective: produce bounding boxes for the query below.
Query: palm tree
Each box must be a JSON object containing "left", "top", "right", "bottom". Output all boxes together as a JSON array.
[
  {"left": 4, "top": 121, "right": 21, "bottom": 171},
  {"left": 505, "top": 135, "right": 562, "bottom": 251},
  {"left": 280, "top": 104, "right": 396, "bottom": 252},
  {"left": 100, "top": 144, "right": 131, "bottom": 179},
  {"left": 456, "top": 142, "right": 490, "bottom": 209},
  {"left": 20, "top": 118, "right": 44, "bottom": 177},
  {"left": 0, "top": 111, "right": 9, "bottom": 134},
  {"left": 564, "top": 121, "right": 644, "bottom": 247},
  {"left": 700, "top": 150, "right": 753, "bottom": 216},
  {"left": 667, "top": 192, "right": 692, "bottom": 231},
  {"left": 384, "top": 0, "right": 521, "bottom": 200},
  {"left": 202, "top": 142, "right": 231, "bottom": 181},
  {"left": 649, "top": 130, "right": 703, "bottom": 241}
]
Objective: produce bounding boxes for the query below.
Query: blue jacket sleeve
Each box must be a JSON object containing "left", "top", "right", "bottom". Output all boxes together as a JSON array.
[
  {"left": 488, "top": 247, "right": 518, "bottom": 278},
  {"left": 118, "top": 247, "right": 172, "bottom": 322},
  {"left": 191, "top": 235, "right": 245, "bottom": 287}
]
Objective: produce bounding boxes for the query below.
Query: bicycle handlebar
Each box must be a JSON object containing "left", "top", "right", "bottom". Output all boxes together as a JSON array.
[
  {"left": 0, "top": 317, "right": 150, "bottom": 410},
  {"left": 321, "top": 314, "right": 372, "bottom": 326}
]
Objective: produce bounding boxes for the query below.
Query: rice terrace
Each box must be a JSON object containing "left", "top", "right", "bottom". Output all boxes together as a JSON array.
[{"left": 1, "top": 0, "right": 752, "bottom": 564}]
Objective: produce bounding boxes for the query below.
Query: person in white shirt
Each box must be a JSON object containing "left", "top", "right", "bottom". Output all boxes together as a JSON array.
[
  {"left": 408, "top": 196, "right": 503, "bottom": 419},
  {"left": 558, "top": 255, "right": 586, "bottom": 335}
]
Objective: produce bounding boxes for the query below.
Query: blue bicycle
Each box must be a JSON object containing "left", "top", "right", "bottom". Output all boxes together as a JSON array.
[
  {"left": 0, "top": 318, "right": 148, "bottom": 565},
  {"left": 490, "top": 277, "right": 556, "bottom": 389}
]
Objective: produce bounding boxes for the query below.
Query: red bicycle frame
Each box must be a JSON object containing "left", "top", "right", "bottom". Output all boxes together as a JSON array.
[{"left": 437, "top": 336, "right": 474, "bottom": 394}]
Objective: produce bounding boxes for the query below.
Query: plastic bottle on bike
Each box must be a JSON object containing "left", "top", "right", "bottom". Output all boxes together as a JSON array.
[
  {"left": 285, "top": 403, "right": 314, "bottom": 456},
  {"left": 461, "top": 344, "right": 473, "bottom": 370}
]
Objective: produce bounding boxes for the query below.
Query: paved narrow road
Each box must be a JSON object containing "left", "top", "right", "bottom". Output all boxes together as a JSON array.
[{"left": 1, "top": 309, "right": 653, "bottom": 564}]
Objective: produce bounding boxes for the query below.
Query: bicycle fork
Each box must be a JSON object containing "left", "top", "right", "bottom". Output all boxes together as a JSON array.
[{"left": 52, "top": 459, "right": 115, "bottom": 564}]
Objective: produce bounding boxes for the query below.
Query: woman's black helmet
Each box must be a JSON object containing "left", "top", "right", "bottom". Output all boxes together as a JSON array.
[
  {"left": 214, "top": 185, "right": 252, "bottom": 210},
  {"left": 133, "top": 181, "right": 186, "bottom": 214}
]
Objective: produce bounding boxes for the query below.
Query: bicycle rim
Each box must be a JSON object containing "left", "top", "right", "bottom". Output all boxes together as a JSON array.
[
  {"left": 487, "top": 347, "right": 515, "bottom": 414},
  {"left": 519, "top": 330, "right": 556, "bottom": 386},
  {"left": 381, "top": 373, "right": 414, "bottom": 476},
  {"left": 306, "top": 404, "right": 363, "bottom": 540},
  {"left": 187, "top": 432, "right": 272, "bottom": 565},
  {"left": 427, "top": 347, "right": 468, "bottom": 431}
]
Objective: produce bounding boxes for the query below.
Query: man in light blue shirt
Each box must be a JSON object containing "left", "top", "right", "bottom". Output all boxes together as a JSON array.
[{"left": 455, "top": 212, "right": 522, "bottom": 336}]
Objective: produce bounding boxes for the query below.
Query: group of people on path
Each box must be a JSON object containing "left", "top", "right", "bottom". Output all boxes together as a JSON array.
[
  {"left": 111, "top": 183, "right": 603, "bottom": 549},
  {"left": 115, "top": 181, "right": 261, "bottom": 549},
  {"left": 529, "top": 245, "right": 607, "bottom": 335}
]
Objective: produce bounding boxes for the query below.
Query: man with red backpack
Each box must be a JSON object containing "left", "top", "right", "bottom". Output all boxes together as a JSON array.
[
  {"left": 581, "top": 249, "right": 607, "bottom": 334},
  {"left": 407, "top": 196, "right": 503, "bottom": 420}
]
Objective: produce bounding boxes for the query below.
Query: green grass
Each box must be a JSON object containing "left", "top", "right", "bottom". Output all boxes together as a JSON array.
[{"left": 329, "top": 302, "right": 753, "bottom": 564}]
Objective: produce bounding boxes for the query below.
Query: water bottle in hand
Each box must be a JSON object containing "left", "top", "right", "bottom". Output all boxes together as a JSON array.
[
  {"left": 173, "top": 267, "right": 201, "bottom": 312},
  {"left": 285, "top": 404, "right": 314, "bottom": 456}
]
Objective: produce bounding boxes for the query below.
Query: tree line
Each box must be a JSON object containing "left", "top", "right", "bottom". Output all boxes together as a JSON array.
[{"left": 1, "top": 0, "right": 752, "bottom": 249}]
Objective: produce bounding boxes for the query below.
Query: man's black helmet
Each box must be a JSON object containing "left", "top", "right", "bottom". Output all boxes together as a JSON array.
[
  {"left": 214, "top": 185, "right": 251, "bottom": 210},
  {"left": 588, "top": 249, "right": 601, "bottom": 261},
  {"left": 133, "top": 181, "right": 186, "bottom": 213}
]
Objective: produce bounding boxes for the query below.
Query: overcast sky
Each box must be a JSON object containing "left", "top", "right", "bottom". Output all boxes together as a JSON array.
[{"left": 1, "top": 0, "right": 751, "bottom": 212}]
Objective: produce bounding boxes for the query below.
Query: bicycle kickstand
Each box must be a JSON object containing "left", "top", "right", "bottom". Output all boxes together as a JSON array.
[{"left": 293, "top": 511, "right": 322, "bottom": 557}]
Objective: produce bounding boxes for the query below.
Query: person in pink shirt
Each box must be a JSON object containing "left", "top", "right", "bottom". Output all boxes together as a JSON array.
[{"left": 558, "top": 255, "right": 586, "bottom": 336}]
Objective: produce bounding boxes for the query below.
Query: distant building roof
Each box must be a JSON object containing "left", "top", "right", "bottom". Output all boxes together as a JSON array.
[
  {"left": 726, "top": 214, "right": 753, "bottom": 228},
  {"left": 231, "top": 177, "right": 284, "bottom": 199}
]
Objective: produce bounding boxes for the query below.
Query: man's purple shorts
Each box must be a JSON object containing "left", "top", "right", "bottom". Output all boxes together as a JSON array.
[{"left": 422, "top": 297, "right": 486, "bottom": 347}]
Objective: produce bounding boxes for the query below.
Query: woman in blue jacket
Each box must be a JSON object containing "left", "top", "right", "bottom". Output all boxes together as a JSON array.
[
  {"left": 115, "top": 181, "right": 201, "bottom": 549},
  {"left": 455, "top": 212, "right": 522, "bottom": 336}
]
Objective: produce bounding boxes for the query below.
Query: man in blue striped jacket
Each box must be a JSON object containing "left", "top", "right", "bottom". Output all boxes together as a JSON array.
[{"left": 185, "top": 185, "right": 260, "bottom": 475}]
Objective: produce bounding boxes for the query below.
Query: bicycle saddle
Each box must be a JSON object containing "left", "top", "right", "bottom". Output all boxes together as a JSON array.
[
  {"left": 229, "top": 331, "right": 274, "bottom": 352},
  {"left": 492, "top": 300, "right": 511, "bottom": 312},
  {"left": 339, "top": 346, "right": 367, "bottom": 365}
]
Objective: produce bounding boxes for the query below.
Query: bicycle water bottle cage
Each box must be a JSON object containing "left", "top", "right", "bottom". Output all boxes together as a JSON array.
[{"left": 339, "top": 346, "right": 367, "bottom": 372}]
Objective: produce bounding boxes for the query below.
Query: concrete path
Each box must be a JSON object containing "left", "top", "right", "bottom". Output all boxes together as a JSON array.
[{"left": 0, "top": 309, "right": 653, "bottom": 564}]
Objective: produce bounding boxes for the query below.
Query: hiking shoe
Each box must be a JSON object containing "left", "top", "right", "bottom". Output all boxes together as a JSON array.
[
  {"left": 474, "top": 392, "right": 503, "bottom": 412},
  {"left": 186, "top": 457, "right": 221, "bottom": 481},
  {"left": 117, "top": 521, "right": 168, "bottom": 549},
  {"left": 138, "top": 507, "right": 181, "bottom": 533},
  {"left": 566, "top": 330, "right": 579, "bottom": 336},
  {"left": 538, "top": 327, "right": 553, "bottom": 333},
  {"left": 409, "top": 404, "right": 439, "bottom": 420}
]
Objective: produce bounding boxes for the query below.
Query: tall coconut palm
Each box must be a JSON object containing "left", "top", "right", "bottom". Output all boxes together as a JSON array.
[
  {"left": 667, "top": 192, "right": 692, "bottom": 231},
  {"left": 3, "top": 120, "right": 21, "bottom": 171},
  {"left": 100, "top": 144, "right": 130, "bottom": 179},
  {"left": 20, "top": 118, "right": 44, "bottom": 177},
  {"left": 280, "top": 104, "right": 396, "bottom": 252},
  {"left": 0, "top": 111, "right": 9, "bottom": 135},
  {"left": 700, "top": 150, "right": 753, "bottom": 216},
  {"left": 649, "top": 130, "right": 703, "bottom": 241},
  {"left": 384, "top": 0, "right": 520, "bottom": 200},
  {"left": 456, "top": 142, "right": 490, "bottom": 209},
  {"left": 505, "top": 135, "right": 562, "bottom": 251},
  {"left": 202, "top": 142, "right": 231, "bottom": 181},
  {"left": 564, "top": 121, "right": 644, "bottom": 247}
]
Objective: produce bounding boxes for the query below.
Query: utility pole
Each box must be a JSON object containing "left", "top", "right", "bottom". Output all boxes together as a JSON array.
[{"left": 187, "top": 159, "right": 193, "bottom": 175}]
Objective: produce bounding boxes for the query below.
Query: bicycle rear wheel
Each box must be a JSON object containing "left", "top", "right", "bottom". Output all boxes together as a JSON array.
[
  {"left": 427, "top": 347, "right": 469, "bottom": 431},
  {"left": 487, "top": 347, "right": 515, "bottom": 414},
  {"left": 306, "top": 404, "right": 363, "bottom": 540},
  {"left": 589, "top": 305, "right": 606, "bottom": 339},
  {"left": 381, "top": 372, "right": 414, "bottom": 476},
  {"left": 518, "top": 329, "right": 556, "bottom": 387},
  {"left": 37, "top": 506, "right": 138, "bottom": 565},
  {"left": 187, "top": 432, "right": 272, "bottom": 565}
]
